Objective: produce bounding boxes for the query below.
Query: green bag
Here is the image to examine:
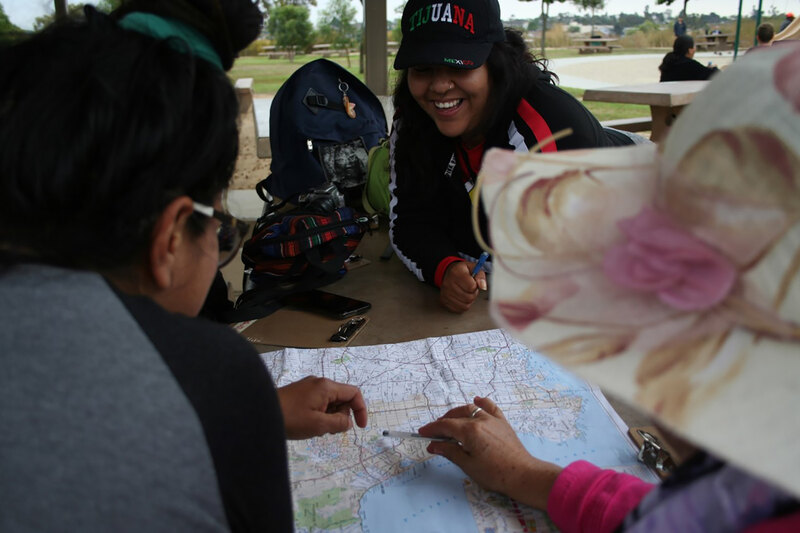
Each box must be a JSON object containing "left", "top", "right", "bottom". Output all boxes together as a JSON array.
[{"left": 361, "top": 139, "right": 391, "bottom": 216}]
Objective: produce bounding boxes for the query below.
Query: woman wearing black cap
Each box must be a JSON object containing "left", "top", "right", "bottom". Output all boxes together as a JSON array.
[
  {"left": 659, "top": 35, "right": 719, "bottom": 82},
  {"left": 388, "top": 0, "right": 640, "bottom": 314}
]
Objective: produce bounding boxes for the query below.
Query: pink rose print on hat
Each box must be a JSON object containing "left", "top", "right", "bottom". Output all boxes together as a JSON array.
[
  {"left": 603, "top": 208, "right": 736, "bottom": 311},
  {"left": 774, "top": 49, "right": 800, "bottom": 113}
]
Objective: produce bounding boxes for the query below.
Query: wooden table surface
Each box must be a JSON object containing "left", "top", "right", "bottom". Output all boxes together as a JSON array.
[
  {"left": 583, "top": 80, "right": 709, "bottom": 107},
  {"left": 584, "top": 81, "right": 709, "bottom": 142}
]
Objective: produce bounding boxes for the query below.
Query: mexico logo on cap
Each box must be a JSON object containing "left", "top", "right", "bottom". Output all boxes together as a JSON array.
[
  {"left": 408, "top": 3, "right": 476, "bottom": 34},
  {"left": 443, "top": 58, "right": 475, "bottom": 66}
]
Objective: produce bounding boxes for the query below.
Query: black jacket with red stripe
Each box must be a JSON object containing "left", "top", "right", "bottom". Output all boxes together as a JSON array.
[{"left": 388, "top": 76, "right": 634, "bottom": 287}]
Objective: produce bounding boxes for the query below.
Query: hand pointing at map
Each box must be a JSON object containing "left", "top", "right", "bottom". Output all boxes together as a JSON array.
[
  {"left": 418, "top": 396, "right": 562, "bottom": 510},
  {"left": 278, "top": 376, "right": 368, "bottom": 439}
]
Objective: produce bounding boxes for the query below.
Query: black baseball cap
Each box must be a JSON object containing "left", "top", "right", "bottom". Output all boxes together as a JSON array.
[{"left": 394, "top": 0, "right": 505, "bottom": 70}]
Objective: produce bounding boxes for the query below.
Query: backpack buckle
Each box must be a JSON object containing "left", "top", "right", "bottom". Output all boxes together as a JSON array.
[{"left": 303, "top": 88, "right": 329, "bottom": 114}]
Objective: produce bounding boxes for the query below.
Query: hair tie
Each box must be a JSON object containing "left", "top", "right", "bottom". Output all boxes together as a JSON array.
[{"left": 118, "top": 12, "right": 223, "bottom": 71}]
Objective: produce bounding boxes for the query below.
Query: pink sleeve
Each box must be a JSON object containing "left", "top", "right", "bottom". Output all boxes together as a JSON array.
[{"left": 546, "top": 460, "right": 655, "bottom": 533}]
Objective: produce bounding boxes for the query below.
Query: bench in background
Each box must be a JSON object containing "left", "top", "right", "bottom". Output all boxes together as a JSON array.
[{"left": 601, "top": 116, "right": 652, "bottom": 133}]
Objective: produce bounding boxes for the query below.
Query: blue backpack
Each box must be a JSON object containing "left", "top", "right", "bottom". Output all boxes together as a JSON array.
[{"left": 262, "top": 59, "right": 388, "bottom": 206}]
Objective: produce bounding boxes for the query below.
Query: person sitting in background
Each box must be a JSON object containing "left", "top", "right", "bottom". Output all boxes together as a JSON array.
[
  {"left": 758, "top": 22, "right": 775, "bottom": 45},
  {"left": 659, "top": 35, "right": 718, "bottom": 81},
  {"left": 389, "top": 0, "right": 640, "bottom": 314},
  {"left": 418, "top": 43, "right": 800, "bottom": 532},
  {"left": 0, "top": 2, "right": 366, "bottom": 531},
  {"left": 779, "top": 12, "right": 794, "bottom": 32}
]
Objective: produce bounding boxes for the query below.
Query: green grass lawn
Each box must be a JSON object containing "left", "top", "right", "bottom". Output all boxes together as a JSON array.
[{"left": 230, "top": 52, "right": 649, "bottom": 122}]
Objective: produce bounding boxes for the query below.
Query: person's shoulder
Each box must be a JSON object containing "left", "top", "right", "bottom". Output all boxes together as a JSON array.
[{"left": 117, "top": 290, "right": 260, "bottom": 365}]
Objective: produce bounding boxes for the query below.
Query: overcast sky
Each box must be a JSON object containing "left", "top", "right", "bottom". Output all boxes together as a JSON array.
[{"left": 3, "top": 0, "right": 788, "bottom": 30}]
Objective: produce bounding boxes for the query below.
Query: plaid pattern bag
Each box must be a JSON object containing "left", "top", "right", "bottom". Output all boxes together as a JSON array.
[
  {"left": 234, "top": 207, "right": 371, "bottom": 320},
  {"left": 243, "top": 207, "right": 368, "bottom": 279}
]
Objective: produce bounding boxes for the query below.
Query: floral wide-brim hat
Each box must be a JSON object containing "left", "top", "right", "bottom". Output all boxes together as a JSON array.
[{"left": 480, "top": 44, "right": 800, "bottom": 495}]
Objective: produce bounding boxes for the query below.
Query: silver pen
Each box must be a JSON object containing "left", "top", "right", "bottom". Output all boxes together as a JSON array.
[{"left": 381, "top": 430, "right": 456, "bottom": 443}]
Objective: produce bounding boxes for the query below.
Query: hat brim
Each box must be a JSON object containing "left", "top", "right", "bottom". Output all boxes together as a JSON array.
[{"left": 394, "top": 40, "right": 493, "bottom": 70}]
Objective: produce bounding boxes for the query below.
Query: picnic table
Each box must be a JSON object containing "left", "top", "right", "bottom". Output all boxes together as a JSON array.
[
  {"left": 583, "top": 80, "right": 709, "bottom": 142},
  {"left": 573, "top": 37, "right": 619, "bottom": 54},
  {"left": 695, "top": 33, "right": 732, "bottom": 53}
]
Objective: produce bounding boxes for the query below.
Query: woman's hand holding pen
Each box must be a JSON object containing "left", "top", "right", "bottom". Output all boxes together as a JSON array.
[
  {"left": 440, "top": 260, "right": 487, "bottom": 313},
  {"left": 418, "top": 396, "right": 562, "bottom": 510},
  {"left": 277, "top": 376, "right": 368, "bottom": 439}
]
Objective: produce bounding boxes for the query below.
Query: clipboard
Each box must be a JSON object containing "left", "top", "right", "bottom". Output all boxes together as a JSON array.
[
  {"left": 628, "top": 425, "right": 681, "bottom": 479},
  {"left": 234, "top": 308, "right": 369, "bottom": 348}
]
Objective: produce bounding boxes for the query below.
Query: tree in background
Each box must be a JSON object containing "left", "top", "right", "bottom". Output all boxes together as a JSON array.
[
  {"left": 657, "top": 0, "right": 690, "bottom": 19},
  {"left": 573, "top": 0, "right": 605, "bottom": 36},
  {"left": 260, "top": 0, "right": 316, "bottom": 21},
  {"left": 97, "top": 0, "right": 123, "bottom": 12},
  {"left": 1, "top": 2, "right": 19, "bottom": 31},
  {"left": 267, "top": 4, "right": 314, "bottom": 61},
  {"left": 34, "top": 4, "right": 83, "bottom": 30},
  {"left": 519, "top": 0, "right": 569, "bottom": 56},
  {"left": 316, "top": 0, "right": 359, "bottom": 67},
  {"left": 32, "top": 0, "right": 121, "bottom": 31},
  {"left": 1, "top": 1, "right": 23, "bottom": 43}
]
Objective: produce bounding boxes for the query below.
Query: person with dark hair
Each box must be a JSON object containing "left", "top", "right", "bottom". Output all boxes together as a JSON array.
[
  {"left": 758, "top": 22, "right": 775, "bottom": 45},
  {"left": 389, "top": 0, "right": 639, "bottom": 314},
  {"left": 0, "top": 2, "right": 367, "bottom": 531},
  {"left": 659, "top": 35, "right": 719, "bottom": 81}
]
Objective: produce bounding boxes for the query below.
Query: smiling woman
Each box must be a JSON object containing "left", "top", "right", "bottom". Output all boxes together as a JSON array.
[{"left": 388, "top": 0, "right": 644, "bottom": 315}]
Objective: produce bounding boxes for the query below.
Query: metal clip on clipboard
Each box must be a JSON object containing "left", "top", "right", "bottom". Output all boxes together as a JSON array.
[
  {"left": 330, "top": 316, "right": 366, "bottom": 343},
  {"left": 635, "top": 428, "right": 676, "bottom": 477}
]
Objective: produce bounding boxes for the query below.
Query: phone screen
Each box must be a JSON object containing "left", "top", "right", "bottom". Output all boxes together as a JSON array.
[{"left": 283, "top": 290, "right": 371, "bottom": 319}]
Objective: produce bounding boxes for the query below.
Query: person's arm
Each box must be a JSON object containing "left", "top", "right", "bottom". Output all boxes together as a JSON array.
[
  {"left": 523, "top": 83, "right": 624, "bottom": 150},
  {"left": 418, "top": 396, "right": 655, "bottom": 533},
  {"left": 418, "top": 396, "right": 563, "bottom": 509},
  {"left": 690, "top": 59, "right": 719, "bottom": 80},
  {"left": 388, "top": 123, "right": 467, "bottom": 286},
  {"left": 547, "top": 461, "right": 654, "bottom": 533}
]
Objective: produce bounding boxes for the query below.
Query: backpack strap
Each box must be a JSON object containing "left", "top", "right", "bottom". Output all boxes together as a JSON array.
[{"left": 303, "top": 88, "right": 344, "bottom": 114}]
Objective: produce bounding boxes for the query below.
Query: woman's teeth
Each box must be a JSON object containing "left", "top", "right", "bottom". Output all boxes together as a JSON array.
[{"left": 435, "top": 99, "right": 462, "bottom": 109}]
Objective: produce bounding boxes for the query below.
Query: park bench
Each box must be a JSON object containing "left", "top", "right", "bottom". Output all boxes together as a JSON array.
[
  {"left": 601, "top": 116, "right": 652, "bottom": 133},
  {"left": 235, "top": 78, "right": 272, "bottom": 159},
  {"left": 253, "top": 97, "right": 272, "bottom": 158},
  {"left": 579, "top": 45, "right": 613, "bottom": 54}
]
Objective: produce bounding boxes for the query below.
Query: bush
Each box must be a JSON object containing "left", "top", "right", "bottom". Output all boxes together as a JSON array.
[{"left": 240, "top": 38, "right": 272, "bottom": 57}]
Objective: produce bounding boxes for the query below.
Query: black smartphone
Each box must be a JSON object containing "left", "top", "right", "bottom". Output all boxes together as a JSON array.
[{"left": 282, "top": 290, "right": 371, "bottom": 319}]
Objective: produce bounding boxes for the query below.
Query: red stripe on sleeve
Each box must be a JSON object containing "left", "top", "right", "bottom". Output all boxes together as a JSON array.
[{"left": 517, "top": 99, "right": 557, "bottom": 153}]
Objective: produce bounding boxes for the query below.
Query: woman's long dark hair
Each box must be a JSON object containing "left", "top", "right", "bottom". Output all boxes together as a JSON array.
[
  {"left": 660, "top": 35, "right": 695, "bottom": 72},
  {"left": 392, "top": 28, "right": 552, "bottom": 195},
  {"left": 0, "top": 5, "right": 250, "bottom": 270}
]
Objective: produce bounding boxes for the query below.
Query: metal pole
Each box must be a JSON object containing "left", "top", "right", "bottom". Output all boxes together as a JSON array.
[
  {"left": 753, "top": 0, "right": 764, "bottom": 47},
  {"left": 732, "top": 0, "right": 743, "bottom": 60}
]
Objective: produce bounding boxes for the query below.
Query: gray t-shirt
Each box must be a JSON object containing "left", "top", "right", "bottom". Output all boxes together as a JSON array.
[{"left": 0, "top": 264, "right": 292, "bottom": 532}]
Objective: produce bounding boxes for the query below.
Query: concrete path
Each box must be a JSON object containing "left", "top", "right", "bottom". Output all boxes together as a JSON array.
[{"left": 549, "top": 51, "right": 735, "bottom": 89}]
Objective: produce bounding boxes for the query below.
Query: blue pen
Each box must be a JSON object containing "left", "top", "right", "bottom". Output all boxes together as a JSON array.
[{"left": 471, "top": 252, "right": 489, "bottom": 277}]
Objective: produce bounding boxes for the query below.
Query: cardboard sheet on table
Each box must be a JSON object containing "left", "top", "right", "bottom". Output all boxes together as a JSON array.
[{"left": 239, "top": 308, "right": 368, "bottom": 348}]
